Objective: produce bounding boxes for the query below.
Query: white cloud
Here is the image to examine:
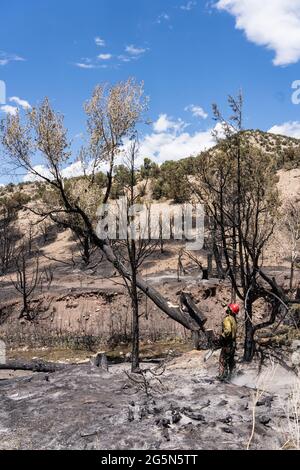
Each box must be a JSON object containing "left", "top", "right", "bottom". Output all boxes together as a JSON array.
[
  {"left": 9, "top": 96, "right": 31, "bottom": 110},
  {"left": 180, "top": 1, "right": 197, "bottom": 11},
  {"left": 153, "top": 114, "right": 188, "bottom": 134},
  {"left": 139, "top": 124, "right": 218, "bottom": 164},
  {"left": 95, "top": 37, "right": 106, "bottom": 47},
  {"left": 215, "top": 0, "right": 300, "bottom": 66},
  {"left": 117, "top": 45, "right": 148, "bottom": 64},
  {"left": 24, "top": 162, "right": 87, "bottom": 182},
  {"left": 23, "top": 165, "right": 52, "bottom": 182},
  {"left": 137, "top": 114, "right": 221, "bottom": 164},
  {"left": 118, "top": 55, "right": 132, "bottom": 63},
  {"left": 185, "top": 104, "right": 208, "bottom": 119},
  {"left": 125, "top": 45, "right": 147, "bottom": 56},
  {"left": 0, "top": 105, "right": 18, "bottom": 115},
  {"left": 156, "top": 13, "right": 170, "bottom": 23},
  {"left": 0, "top": 51, "right": 25, "bottom": 66},
  {"left": 98, "top": 53, "right": 112, "bottom": 60},
  {"left": 75, "top": 62, "right": 97, "bottom": 69},
  {"left": 62, "top": 161, "right": 87, "bottom": 179},
  {"left": 268, "top": 121, "right": 300, "bottom": 138}
]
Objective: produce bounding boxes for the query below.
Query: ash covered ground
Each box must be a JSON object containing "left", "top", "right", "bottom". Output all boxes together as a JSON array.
[{"left": 0, "top": 350, "right": 298, "bottom": 450}]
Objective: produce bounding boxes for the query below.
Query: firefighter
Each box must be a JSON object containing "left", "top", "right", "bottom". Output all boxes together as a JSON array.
[{"left": 218, "top": 303, "right": 239, "bottom": 381}]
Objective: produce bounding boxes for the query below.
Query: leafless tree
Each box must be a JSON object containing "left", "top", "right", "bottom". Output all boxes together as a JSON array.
[
  {"left": 39, "top": 220, "right": 51, "bottom": 244},
  {"left": 193, "top": 93, "right": 289, "bottom": 361},
  {"left": 40, "top": 265, "right": 54, "bottom": 293},
  {"left": 110, "top": 138, "right": 158, "bottom": 372},
  {"left": 177, "top": 248, "right": 209, "bottom": 281},
  {"left": 11, "top": 243, "right": 41, "bottom": 319}
]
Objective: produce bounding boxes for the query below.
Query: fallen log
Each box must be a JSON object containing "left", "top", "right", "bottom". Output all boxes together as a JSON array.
[
  {"left": 180, "top": 292, "right": 207, "bottom": 326},
  {"left": 0, "top": 360, "right": 70, "bottom": 373}
]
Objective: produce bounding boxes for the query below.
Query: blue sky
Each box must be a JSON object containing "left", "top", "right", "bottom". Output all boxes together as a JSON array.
[{"left": 1, "top": 0, "right": 300, "bottom": 183}]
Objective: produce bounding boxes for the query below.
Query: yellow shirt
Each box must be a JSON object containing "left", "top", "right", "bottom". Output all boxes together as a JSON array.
[{"left": 222, "top": 315, "right": 237, "bottom": 341}]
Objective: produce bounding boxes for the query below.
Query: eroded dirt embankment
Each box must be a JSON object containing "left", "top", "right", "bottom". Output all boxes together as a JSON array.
[{"left": 0, "top": 277, "right": 235, "bottom": 350}]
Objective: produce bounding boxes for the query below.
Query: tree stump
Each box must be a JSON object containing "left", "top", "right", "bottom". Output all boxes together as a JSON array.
[{"left": 92, "top": 352, "right": 109, "bottom": 371}]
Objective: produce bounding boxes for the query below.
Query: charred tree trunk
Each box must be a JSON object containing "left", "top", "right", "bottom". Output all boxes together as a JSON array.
[
  {"left": 202, "top": 268, "right": 209, "bottom": 280},
  {"left": 20, "top": 291, "right": 29, "bottom": 319},
  {"left": 243, "top": 298, "right": 255, "bottom": 362},
  {"left": 83, "top": 236, "right": 90, "bottom": 265},
  {"left": 290, "top": 259, "right": 295, "bottom": 292},
  {"left": 131, "top": 270, "right": 140, "bottom": 373},
  {"left": 207, "top": 253, "right": 213, "bottom": 278},
  {"left": 193, "top": 331, "right": 201, "bottom": 350},
  {"left": 213, "top": 243, "right": 224, "bottom": 279}
]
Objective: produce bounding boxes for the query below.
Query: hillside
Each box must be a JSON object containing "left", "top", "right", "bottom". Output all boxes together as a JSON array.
[{"left": 0, "top": 129, "right": 299, "bottom": 350}]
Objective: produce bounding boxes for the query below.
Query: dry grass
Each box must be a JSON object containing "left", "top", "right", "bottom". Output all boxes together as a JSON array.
[
  {"left": 282, "top": 378, "right": 300, "bottom": 450},
  {"left": 247, "top": 361, "right": 278, "bottom": 450}
]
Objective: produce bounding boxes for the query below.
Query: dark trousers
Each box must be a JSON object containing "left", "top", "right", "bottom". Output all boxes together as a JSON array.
[{"left": 219, "top": 343, "right": 236, "bottom": 379}]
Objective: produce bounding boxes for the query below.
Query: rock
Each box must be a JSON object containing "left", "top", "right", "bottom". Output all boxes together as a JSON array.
[
  {"left": 257, "top": 396, "right": 273, "bottom": 407},
  {"left": 156, "top": 418, "right": 170, "bottom": 428},
  {"left": 162, "top": 428, "right": 170, "bottom": 441},
  {"left": 219, "top": 415, "right": 232, "bottom": 425},
  {"left": 172, "top": 411, "right": 182, "bottom": 424},
  {"left": 221, "top": 427, "right": 233, "bottom": 434},
  {"left": 139, "top": 406, "right": 148, "bottom": 420},
  {"left": 161, "top": 418, "right": 171, "bottom": 428},
  {"left": 259, "top": 415, "right": 271, "bottom": 426},
  {"left": 128, "top": 407, "right": 134, "bottom": 422},
  {"left": 240, "top": 403, "right": 248, "bottom": 411},
  {"left": 218, "top": 400, "right": 228, "bottom": 406},
  {"left": 153, "top": 407, "right": 163, "bottom": 415}
]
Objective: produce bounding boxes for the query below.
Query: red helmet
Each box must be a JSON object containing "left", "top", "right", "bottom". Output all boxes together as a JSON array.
[{"left": 228, "top": 303, "right": 240, "bottom": 315}]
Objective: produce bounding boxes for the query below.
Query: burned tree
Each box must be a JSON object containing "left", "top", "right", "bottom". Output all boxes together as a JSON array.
[
  {"left": 104, "top": 139, "right": 158, "bottom": 372},
  {"left": 12, "top": 243, "right": 41, "bottom": 319},
  {"left": 193, "top": 93, "right": 282, "bottom": 361},
  {"left": 177, "top": 248, "right": 210, "bottom": 281}
]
